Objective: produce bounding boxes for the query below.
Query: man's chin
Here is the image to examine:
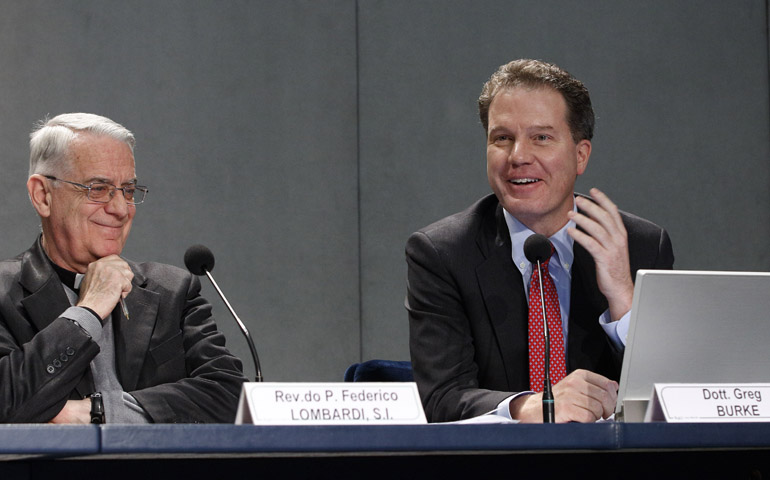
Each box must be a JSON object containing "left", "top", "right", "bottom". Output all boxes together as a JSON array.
[
  {"left": 499, "top": 198, "right": 544, "bottom": 220},
  {"left": 502, "top": 201, "right": 573, "bottom": 237},
  {"left": 93, "top": 241, "right": 126, "bottom": 259}
]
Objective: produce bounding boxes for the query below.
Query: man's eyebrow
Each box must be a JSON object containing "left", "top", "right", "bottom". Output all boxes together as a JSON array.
[
  {"left": 487, "top": 126, "right": 511, "bottom": 136},
  {"left": 487, "top": 125, "right": 556, "bottom": 136},
  {"left": 83, "top": 176, "right": 138, "bottom": 185}
]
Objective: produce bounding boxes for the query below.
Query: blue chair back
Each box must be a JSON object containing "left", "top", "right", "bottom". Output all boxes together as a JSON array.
[{"left": 344, "top": 359, "right": 413, "bottom": 382}]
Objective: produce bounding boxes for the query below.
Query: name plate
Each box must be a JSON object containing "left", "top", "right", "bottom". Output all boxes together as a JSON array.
[
  {"left": 235, "top": 382, "right": 427, "bottom": 425},
  {"left": 645, "top": 383, "right": 770, "bottom": 422}
]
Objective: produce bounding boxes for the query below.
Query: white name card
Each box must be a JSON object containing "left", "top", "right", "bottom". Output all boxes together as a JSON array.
[
  {"left": 235, "top": 382, "right": 427, "bottom": 425},
  {"left": 645, "top": 383, "right": 770, "bottom": 422}
]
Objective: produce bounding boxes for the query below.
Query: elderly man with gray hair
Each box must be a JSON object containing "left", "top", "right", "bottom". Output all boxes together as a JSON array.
[{"left": 0, "top": 113, "right": 246, "bottom": 423}]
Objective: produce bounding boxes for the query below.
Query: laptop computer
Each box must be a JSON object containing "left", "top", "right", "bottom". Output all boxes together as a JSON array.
[{"left": 616, "top": 269, "right": 770, "bottom": 422}]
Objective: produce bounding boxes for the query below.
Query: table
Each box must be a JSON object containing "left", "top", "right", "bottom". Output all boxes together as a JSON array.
[{"left": 1, "top": 423, "right": 768, "bottom": 479}]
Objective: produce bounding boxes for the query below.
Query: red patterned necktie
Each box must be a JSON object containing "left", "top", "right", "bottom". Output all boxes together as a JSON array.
[{"left": 527, "top": 247, "right": 567, "bottom": 392}]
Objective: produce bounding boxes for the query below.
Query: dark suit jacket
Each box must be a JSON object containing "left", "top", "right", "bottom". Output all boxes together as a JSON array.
[
  {"left": 406, "top": 194, "right": 674, "bottom": 422},
  {"left": 0, "top": 238, "right": 247, "bottom": 423}
]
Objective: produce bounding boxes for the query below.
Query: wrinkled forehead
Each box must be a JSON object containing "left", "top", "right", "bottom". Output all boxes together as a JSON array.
[{"left": 67, "top": 133, "right": 136, "bottom": 181}]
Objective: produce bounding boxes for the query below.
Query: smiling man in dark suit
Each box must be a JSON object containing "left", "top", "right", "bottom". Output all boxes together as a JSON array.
[
  {"left": 407, "top": 59, "right": 674, "bottom": 423},
  {"left": 0, "top": 113, "right": 246, "bottom": 423}
]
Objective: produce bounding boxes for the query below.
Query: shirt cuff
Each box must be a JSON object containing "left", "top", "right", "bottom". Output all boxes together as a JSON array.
[
  {"left": 495, "top": 391, "right": 535, "bottom": 420},
  {"left": 60, "top": 306, "right": 103, "bottom": 341},
  {"left": 598, "top": 308, "right": 631, "bottom": 350}
]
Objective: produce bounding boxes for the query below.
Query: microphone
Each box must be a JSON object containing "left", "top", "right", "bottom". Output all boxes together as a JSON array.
[
  {"left": 184, "top": 244, "right": 263, "bottom": 382},
  {"left": 524, "top": 233, "right": 555, "bottom": 423}
]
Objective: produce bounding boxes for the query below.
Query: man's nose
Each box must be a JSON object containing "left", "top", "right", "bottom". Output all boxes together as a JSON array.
[
  {"left": 508, "top": 141, "right": 532, "bottom": 165},
  {"left": 104, "top": 189, "right": 131, "bottom": 216}
]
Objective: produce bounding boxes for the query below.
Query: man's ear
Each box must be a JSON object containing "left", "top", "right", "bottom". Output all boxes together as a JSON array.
[
  {"left": 27, "top": 175, "right": 52, "bottom": 218},
  {"left": 575, "top": 139, "right": 591, "bottom": 176}
]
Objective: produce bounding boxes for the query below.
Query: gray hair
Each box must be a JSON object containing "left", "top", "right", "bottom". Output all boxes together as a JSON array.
[{"left": 29, "top": 113, "right": 136, "bottom": 177}]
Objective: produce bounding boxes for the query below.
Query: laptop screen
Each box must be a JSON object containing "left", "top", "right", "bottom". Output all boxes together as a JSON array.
[{"left": 616, "top": 270, "right": 770, "bottom": 422}]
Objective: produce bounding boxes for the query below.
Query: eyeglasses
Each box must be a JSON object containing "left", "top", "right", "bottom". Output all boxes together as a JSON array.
[{"left": 44, "top": 175, "right": 149, "bottom": 205}]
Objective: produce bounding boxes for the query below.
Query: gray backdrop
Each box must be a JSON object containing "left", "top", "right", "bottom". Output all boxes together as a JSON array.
[{"left": 1, "top": 1, "right": 768, "bottom": 382}]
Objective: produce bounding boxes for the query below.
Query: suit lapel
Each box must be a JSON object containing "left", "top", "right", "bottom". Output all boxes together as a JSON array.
[
  {"left": 568, "top": 212, "right": 612, "bottom": 372},
  {"left": 19, "top": 239, "right": 73, "bottom": 333},
  {"left": 112, "top": 267, "right": 160, "bottom": 391},
  {"left": 19, "top": 238, "right": 95, "bottom": 396},
  {"left": 570, "top": 242, "right": 607, "bottom": 314},
  {"left": 476, "top": 204, "right": 528, "bottom": 389},
  {"left": 569, "top": 200, "right": 611, "bottom": 318}
]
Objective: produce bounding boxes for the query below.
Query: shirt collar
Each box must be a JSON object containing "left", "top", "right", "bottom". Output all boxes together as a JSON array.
[
  {"left": 47, "top": 257, "right": 78, "bottom": 290},
  {"left": 44, "top": 250, "right": 85, "bottom": 291},
  {"left": 503, "top": 200, "right": 576, "bottom": 276}
]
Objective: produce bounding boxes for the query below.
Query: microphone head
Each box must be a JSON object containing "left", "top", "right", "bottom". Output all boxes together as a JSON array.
[
  {"left": 184, "top": 244, "right": 215, "bottom": 276},
  {"left": 523, "top": 234, "right": 552, "bottom": 264}
]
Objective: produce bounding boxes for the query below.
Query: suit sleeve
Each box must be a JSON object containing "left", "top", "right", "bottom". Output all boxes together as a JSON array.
[
  {"left": 0, "top": 316, "right": 99, "bottom": 423},
  {"left": 130, "top": 273, "right": 246, "bottom": 423},
  {"left": 655, "top": 228, "right": 675, "bottom": 270},
  {"left": 406, "top": 231, "right": 512, "bottom": 423}
]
